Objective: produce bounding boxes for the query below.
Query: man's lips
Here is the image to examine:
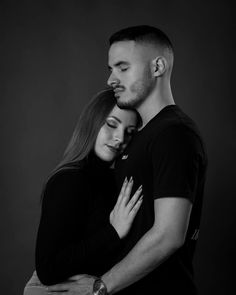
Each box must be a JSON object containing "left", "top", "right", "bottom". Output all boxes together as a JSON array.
[
  {"left": 114, "top": 87, "right": 125, "bottom": 97},
  {"left": 113, "top": 87, "right": 125, "bottom": 93}
]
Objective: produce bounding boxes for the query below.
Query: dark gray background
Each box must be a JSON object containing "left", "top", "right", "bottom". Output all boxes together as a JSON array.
[{"left": 1, "top": 1, "right": 234, "bottom": 294}]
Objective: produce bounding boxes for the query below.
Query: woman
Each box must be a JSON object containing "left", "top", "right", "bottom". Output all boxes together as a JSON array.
[{"left": 24, "top": 89, "right": 142, "bottom": 294}]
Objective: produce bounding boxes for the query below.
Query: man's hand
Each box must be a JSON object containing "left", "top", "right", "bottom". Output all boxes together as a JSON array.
[{"left": 47, "top": 274, "right": 96, "bottom": 295}]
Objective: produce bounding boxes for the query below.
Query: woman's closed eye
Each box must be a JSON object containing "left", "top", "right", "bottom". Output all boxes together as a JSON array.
[{"left": 106, "top": 119, "right": 118, "bottom": 128}]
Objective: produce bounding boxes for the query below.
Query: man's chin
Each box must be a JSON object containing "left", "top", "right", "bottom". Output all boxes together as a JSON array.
[
  {"left": 116, "top": 94, "right": 131, "bottom": 107},
  {"left": 116, "top": 99, "right": 130, "bottom": 109},
  {"left": 117, "top": 98, "right": 137, "bottom": 109}
]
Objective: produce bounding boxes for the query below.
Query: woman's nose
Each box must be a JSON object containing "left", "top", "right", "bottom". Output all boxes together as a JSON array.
[{"left": 113, "top": 131, "right": 124, "bottom": 147}]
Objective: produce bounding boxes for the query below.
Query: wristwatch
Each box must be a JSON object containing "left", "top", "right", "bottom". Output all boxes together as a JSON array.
[{"left": 93, "top": 278, "right": 108, "bottom": 295}]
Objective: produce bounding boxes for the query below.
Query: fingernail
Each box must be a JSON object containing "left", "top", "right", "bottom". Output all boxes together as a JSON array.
[
  {"left": 138, "top": 185, "right": 142, "bottom": 190},
  {"left": 124, "top": 177, "right": 128, "bottom": 182},
  {"left": 130, "top": 176, "right": 133, "bottom": 182}
]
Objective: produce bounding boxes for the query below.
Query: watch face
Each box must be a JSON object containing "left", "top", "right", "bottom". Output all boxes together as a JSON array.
[{"left": 93, "top": 278, "right": 107, "bottom": 295}]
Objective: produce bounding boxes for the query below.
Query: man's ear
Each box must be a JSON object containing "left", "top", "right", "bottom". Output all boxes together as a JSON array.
[{"left": 152, "top": 57, "right": 167, "bottom": 77}]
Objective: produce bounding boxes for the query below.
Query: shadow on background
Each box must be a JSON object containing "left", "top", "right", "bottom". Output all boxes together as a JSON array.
[{"left": 0, "top": 1, "right": 234, "bottom": 294}]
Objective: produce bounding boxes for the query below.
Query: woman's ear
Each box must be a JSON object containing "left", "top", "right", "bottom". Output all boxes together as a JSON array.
[{"left": 152, "top": 57, "right": 167, "bottom": 77}]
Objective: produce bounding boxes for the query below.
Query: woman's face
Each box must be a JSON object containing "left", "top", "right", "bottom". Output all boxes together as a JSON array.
[{"left": 94, "top": 105, "right": 138, "bottom": 162}]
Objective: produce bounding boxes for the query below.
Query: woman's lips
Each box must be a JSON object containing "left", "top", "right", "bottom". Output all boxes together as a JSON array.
[{"left": 106, "top": 145, "right": 120, "bottom": 153}]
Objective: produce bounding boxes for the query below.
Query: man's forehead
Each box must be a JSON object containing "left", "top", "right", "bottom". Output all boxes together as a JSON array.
[
  {"left": 108, "top": 40, "right": 157, "bottom": 64},
  {"left": 109, "top": 41, "right": 136, "bottom": 57},
  {"left": 108, "top": 40, "right": 144, "bottom": 64}
]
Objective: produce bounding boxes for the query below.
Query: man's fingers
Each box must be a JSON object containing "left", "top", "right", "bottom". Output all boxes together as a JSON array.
[
  {"left": 68, "top": 274, "right": 92, "bottom": 281},
  {"left": 48, "top": 292, "right": 70, "bottom": 295},
  {"left": 47, "top": 283, "right": 69, "bottom": 291},
  {"left": 47, "top": 292, "right": 67, "bottom": 295},
  {"left": 47, "top": 275, "right": 95, "bottom": 294}
]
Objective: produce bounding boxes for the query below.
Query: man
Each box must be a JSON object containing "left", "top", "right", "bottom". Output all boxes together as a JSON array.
[{"left": 48, "top": 25, "right": 207, "bottom": 295}]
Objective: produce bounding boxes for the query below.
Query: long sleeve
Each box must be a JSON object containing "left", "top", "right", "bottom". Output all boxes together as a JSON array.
[{"left": 35, "top": 169, "right": 121, "bottom": 285}]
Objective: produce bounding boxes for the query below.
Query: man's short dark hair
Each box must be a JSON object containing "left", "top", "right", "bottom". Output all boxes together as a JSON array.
[{"left": 109, "top": 25, "right": 173, "bottom": 53}]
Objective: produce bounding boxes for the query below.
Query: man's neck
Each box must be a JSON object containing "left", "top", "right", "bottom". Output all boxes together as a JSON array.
[{"left": 137, "top": 84, "right": 175, "bottom": 128}]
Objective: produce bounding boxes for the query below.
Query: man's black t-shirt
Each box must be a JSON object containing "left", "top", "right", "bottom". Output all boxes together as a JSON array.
[{"left": 114, "top": 105, "right": 207, "bottom": 294}]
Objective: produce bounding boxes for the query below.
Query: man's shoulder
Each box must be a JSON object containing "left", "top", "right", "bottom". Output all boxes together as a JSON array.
[
  {"left": 148, "top": 105, "right": 201, "bottom": 139},
  {"left": 145, "top": 106, "right": 206, "bottom": 155}
]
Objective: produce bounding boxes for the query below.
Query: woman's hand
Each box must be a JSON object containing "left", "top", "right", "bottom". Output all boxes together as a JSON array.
[{"left": 110, "top": 177, "right": 143, "bottom": 239}]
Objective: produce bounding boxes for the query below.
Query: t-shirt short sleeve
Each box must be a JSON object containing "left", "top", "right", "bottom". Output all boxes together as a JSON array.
[{"left": 150, "top": 125, "right": 202, "bottom": 202}]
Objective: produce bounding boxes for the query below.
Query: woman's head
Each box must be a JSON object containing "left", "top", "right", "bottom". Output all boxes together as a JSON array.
[
  {"left": 56, "top": 88, "right": 141, "bottom": 171},
  {"left": 94, "top": 104, "right": 138, "bottom": 161}
]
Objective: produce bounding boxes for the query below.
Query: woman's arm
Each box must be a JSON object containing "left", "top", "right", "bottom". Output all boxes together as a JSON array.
[
  {"left": 36, "top": 169, "right": 121, "bottom": 285},
  {"left": 36, "top": 170, "right": 142, "bottom": 286}
]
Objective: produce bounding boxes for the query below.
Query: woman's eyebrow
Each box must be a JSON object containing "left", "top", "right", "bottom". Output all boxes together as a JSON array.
[
  {"left": 108, "top": 116, "right": 121, "bottom": 123},
  {"left": 108, "top": 116, "right": 137, "bottom": 128}
]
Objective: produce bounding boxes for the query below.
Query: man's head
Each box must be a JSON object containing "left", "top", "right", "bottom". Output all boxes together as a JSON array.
[{"left": 107, "top": 25, "right": 174, "bottom": 109}]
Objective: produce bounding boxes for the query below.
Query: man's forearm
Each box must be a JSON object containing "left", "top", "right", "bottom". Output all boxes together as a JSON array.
[{"left": 101, "top": 227, "right": 181, "bottom": 294}]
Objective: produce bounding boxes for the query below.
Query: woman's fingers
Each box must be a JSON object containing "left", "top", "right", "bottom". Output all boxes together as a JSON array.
[
  {"left": 110, "top": 178, "right": 143, "bottom": 239},
  {"left": 126, "top": 185, "right": 142, "bottom": 210},
  {"left": 129, "top": 195, "right": 143, "bottom": 216},
  {"left": 116, "top": 177, "right": 128, "bottom": 205},
  {"left": 122, "top": 177, "right": 134, "bottom": 205}
]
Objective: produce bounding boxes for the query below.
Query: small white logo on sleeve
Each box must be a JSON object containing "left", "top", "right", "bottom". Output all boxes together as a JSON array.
[
  {"left": 122, "top": 154, "right": 129, "bottom": 160},
  {"left": 191, "top": 229, "right": 199, "bottom": 240}
]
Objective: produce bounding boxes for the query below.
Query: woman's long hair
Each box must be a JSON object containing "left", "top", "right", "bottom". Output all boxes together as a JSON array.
[
  {"left": 40, "top": 89, "right": 118, "bottom": 201},
  {"left": 53, "top": 88, "right": 118, "bottom": 174}
]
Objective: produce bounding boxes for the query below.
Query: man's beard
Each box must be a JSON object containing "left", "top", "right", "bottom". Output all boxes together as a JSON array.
[{"left": 117, "top": 67, "right": 154, "bottom": 109}]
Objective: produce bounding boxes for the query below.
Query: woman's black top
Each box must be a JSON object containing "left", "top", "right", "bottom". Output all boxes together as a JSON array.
[{"left": 35, "top": 153, "right": 122, "bottom": 285}]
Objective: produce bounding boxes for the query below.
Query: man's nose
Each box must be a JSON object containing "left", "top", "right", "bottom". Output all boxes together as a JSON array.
[{"left": 107, "top": 72, "right": 120, "bottom": 88}]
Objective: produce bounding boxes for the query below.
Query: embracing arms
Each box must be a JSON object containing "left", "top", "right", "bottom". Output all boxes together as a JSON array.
[
  {"left": 47, "top": 196, "right": 192, "bottom": 294},
  {"left": 102, "top": 196, "right": 192, "bottom": 294},
  {"left": 46, "top": 126, "right": 202, "bottom": 294}
]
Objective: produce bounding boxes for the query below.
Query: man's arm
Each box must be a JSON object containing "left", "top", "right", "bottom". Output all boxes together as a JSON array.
[
  {"left": 46, "top": 197, "right": 192, "bottom": 295},
  {"left": 102, "top": 197, "right": 192, "bottom": 294}
]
